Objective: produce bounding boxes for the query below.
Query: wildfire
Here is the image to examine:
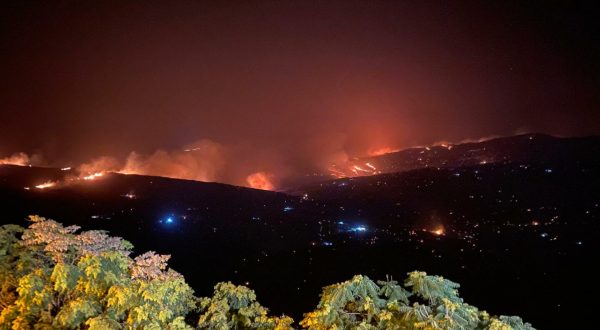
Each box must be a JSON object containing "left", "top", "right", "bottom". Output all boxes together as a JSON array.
[
  {"left": 328, "top": 161, "right": 379, "bottom": 178},
  {"left": 368, "top": 147, "right": 400, "bottom": 157},
  {"left": 431, "top": 226, "right": 445, "bottom": 236},
  {"left": 435, "top": 142, "right": 453, "bottom": 150},
  {"left": 246, "top": 172, "right": 275, "bottom": 190},
  {"left": 83, "top": 172, "right": 104, "bottom": 180},
  {"left": 328, "top": 165, "right": 347, "bottom": 178},
  {"left": 31, "top": 171, "right": 107, "bottom": 191},
  {"left": 35, "top": 181, "right": 56, "bottom": 189},
  {"left": 353, "top": 165, "right": 370, "bottom": 173}
]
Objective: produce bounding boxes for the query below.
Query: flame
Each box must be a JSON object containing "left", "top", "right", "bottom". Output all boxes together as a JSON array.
[
  {"left": 353, "top": 165, "right": 371, "bottom": 173},
  {"left": 368, "top": 147, "right": 400, "bottom": 157},
  {"left": 328, "top": 161, "right": 380, "bottom": 178},
  {"left": 328, "top": 165, "right": 347, "bottom": 178},
  {"left": 122, "top": 192, "right": 136, "bottom": 199},
  {"left": 246, "top": 172, "right": 275, "bottom": 190},
  {"left": 35, "top": 181, "right": 56, "bottom": 189},
  {"left": 61, "top": 167, "right": 71, "bottom": 171},
  {"left": 83, "top": 172, "right": 104, "bottom": 180}
]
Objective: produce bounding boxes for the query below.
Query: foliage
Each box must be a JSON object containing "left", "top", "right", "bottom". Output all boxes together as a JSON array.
[
  {"left": 198, "top": 282, "right": 293, "bottom": 329},
  {"left": 300, "top": 272, "right": 535, "bottom": 330},
  {"left": 0, "top": 216, "right": 534, "bottom": 329},
  {"left": 0, "top": 216, "right": 198, "bottom": 329}
]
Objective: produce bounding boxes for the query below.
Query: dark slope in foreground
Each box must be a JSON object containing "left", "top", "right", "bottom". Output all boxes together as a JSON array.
[
  {"left": 0, "top": 166, "right": 313, "bottom": 254},
  {"left": 0, "top": 164, "right": 335, "bottom": 318}
]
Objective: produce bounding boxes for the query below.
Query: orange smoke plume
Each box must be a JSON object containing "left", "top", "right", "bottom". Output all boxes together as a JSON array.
[
  {"left": 120, "top": 139, "right": 226, "bottom": 182},
  {"left": 78, "top": 156, "right": 121, "bottom": 174},
  {"left": 0, "top": 152, "right": 30, "bottom": 166}
]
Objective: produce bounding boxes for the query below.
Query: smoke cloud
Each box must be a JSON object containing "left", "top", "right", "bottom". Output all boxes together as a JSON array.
[
  {"left": 120, "top": 139, "right": 226, "bottom": 182},
  {"left": 0, "top": 152, "right": 44, "bottom": 166},
  {"left": 77, "top": 156, "right": 122, "bottom": 174},
  {"left": 2, "top": 128, "right": 543, "bottom": 190},
  {"left": 73, "top": 139, "right": 287, "bottom": 189}
]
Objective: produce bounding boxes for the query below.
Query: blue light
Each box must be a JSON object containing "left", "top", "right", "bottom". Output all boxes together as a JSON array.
[
  {"left": 166, "top": 217, "right": 174, "bottom": 224},
  {"left": 283, "top": 206, "right": 294, "bottom": 212},
  {"left": 348, "top": 225, "right": 367, "bottom": 232},
  {"left": 338, "top": 221, "right": 345, "bottom": 225}
]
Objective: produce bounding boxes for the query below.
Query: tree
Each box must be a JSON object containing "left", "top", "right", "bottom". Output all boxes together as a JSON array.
[
  {"left": 0, "top": 216, "right": 534, "bottom": 329},
  {"left": 300, "top": 272, "right": 534, "bottom": 330},
  {"left": 198, "top": 282, "right": 293, "bottom": 329},
  {"left": 0, "top": 216, "right": 197, "bottom": 329}
]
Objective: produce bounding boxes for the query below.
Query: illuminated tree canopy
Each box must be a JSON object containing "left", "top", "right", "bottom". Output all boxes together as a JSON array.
[{"left": 0, "top": 216, "right": 533, "bottom": 329}]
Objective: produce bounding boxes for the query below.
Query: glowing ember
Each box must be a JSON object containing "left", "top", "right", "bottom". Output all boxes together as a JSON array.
[
  {"left": 83, "top": 172, "right": 104, "bottom": 180},
  {"left": 246, "top": 171, "right": 275, "bottom": 190},
  {"left": 431, "top": 226, "right": 445, "bottom": 236},
  {"left": 35, "top": 181, "right": 56, "bottom": 189},
  {"left": 61, "top": 167, "right": 71, "bottom": 171}
]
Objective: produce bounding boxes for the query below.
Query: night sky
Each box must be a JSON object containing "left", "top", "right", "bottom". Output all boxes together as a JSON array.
[{"left": 1, "top": 1, "right": 599, "bottom": 187}]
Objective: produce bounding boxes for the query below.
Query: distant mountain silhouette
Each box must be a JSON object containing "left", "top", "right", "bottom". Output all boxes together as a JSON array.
[{"left": 321, "top": 134, "right": 600, "bottom": 179}]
